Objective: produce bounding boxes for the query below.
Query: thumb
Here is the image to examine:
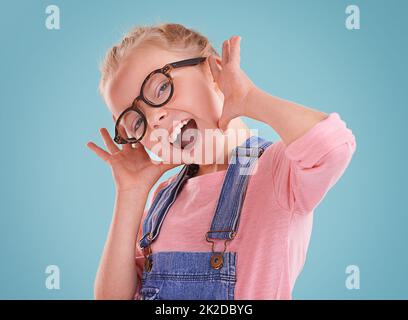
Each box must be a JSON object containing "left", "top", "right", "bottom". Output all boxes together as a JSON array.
[
  {"left": 208, "top": 55, "right": 221, "bottom": 82},
  {"left": 157, "top": 161, "right": 180, "bottom": 173},
  {"left": 217, "top": 111, "right": 229, "bottom": 132},
  {"left": 218, "top": 101, "right": 239, "bottom": 132}
]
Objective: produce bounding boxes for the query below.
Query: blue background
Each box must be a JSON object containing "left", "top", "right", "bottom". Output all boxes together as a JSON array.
[{"left": 0, "top": 0, "right": 406, "bottom": 299}]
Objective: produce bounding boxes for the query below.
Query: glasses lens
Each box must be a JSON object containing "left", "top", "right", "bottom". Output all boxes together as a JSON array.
[
  {"left": 143, "top": 72, "right": 172, "bottom": 106},
  {"left": 118, "top": 109, "right": 146, "bottom": 142}
]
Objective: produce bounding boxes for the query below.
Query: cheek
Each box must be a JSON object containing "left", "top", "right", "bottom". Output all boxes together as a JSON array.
[
  {"left": 176, "top": 79, "right": 222, "bottom": 124},
  {"left": 141, "top": 130, "right": 171, "bottom": 157}
]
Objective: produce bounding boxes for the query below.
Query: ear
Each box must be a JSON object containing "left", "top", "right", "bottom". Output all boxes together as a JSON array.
[{"left": 213, "top": 55, "right": 222, "bottom": 67}]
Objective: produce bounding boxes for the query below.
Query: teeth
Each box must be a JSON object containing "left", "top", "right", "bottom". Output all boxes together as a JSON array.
[{"left": 168, "top": 119, "right": 190, "bottom": 144}]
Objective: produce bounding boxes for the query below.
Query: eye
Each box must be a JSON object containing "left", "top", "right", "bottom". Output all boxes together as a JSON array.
[
  {"left": 133, "top": 117, "right": 143, "bottom": 131},
  {"left": 156, "top": 81, "right": 170, "bottom": 98}
]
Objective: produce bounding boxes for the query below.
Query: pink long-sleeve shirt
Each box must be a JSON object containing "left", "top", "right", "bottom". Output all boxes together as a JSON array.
[{"left": 134, "top": 112, "right": 356, "bottom": 299}]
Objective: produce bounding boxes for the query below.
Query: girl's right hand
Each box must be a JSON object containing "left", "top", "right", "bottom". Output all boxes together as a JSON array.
[{"left": 86, "top": 126, "right": 179, "bottom": 192}]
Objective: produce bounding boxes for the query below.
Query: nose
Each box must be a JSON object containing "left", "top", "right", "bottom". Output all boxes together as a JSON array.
[{"left": 147, "top": 108, "right": 168, "bottom": 130}]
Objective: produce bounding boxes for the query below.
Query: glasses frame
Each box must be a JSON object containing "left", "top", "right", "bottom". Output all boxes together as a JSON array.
[{"left": 113, "top": 56, "right": 207, "bottom": 144}]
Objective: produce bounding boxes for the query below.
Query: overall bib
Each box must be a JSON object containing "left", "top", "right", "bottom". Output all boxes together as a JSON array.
[{"left": 138, "top": 135, "right": 273, "bottom": 300}]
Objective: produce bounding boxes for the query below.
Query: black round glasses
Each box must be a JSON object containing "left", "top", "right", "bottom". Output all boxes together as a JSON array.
[{"left": 113, "top": 56, "right": 207, "bottom": 145}]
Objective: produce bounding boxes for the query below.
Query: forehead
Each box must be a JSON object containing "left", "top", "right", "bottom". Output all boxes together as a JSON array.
[{"left": 105, "top": 45, "right": 189, "bottom": 117}]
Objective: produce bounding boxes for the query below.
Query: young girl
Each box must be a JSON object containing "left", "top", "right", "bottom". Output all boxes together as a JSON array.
[{"left": 87, "top": 23, "right": 356, "bottom": 300}]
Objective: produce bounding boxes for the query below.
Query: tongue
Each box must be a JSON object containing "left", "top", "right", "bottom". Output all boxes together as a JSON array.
[{"left": 179, "top": 119, "right": 197, "bottom": 149}]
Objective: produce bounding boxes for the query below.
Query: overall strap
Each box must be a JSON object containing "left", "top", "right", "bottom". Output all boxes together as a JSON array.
[
  {"left": 139, "top": 135, "right": 273, "bottom": 251},
  {"left": 139, "top": 163, "right": 199, "bottom": 249},
  {"left": 206, "top": 135, "right": 273, "bottom": 241}
]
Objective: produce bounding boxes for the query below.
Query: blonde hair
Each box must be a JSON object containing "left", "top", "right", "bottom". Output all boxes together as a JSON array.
[{"left": 98, "top": 22, "right": 220, "bottom": 97}]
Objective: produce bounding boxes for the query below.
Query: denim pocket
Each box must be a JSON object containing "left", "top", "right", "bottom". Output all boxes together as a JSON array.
[{"left": 140, "top": 286, "right": 160, "bottom": 300}]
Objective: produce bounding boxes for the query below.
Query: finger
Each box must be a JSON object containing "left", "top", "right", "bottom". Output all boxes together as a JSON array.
[
  {"left": 153, "top": 160, "right": 181, "bottom": 172},
  {"left": 135, "top": 143, "right": 153, "bottom": 161},
  {"left": 222, "top": 39, "right": 230, "bottom": 65},
  {"left": 230, "top": 36, "right": 241, "bottom": 66},
  {"left": 86, "top": 141, "right": 111, "bottom": 162},
  {"left": 208, "top": 55, "right": 221, "bottom": 82},
  {"left": 118, "top": 125, "right": 132, "bottom": 151},
  {"left": 100, "top": 127, "right": 120, "bottom": 154}
]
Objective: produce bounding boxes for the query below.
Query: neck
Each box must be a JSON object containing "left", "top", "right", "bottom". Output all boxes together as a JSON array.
[{"left": 195, "top": 117, "right": 252, "bottom": 177}]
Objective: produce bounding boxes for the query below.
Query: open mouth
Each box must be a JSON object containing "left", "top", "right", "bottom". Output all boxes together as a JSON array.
[{"left": 169, "top": 118, "right": 198, "bottom": 150}]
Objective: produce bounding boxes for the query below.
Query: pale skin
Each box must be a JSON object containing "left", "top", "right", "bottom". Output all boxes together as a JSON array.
[{"left": 87, "top": 35, "right": 328, "bottom": 300}]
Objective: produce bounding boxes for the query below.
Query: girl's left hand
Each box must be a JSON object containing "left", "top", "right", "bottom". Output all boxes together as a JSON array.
[{"left": 208, "top": 35, "right": 257, "bottom": 131}]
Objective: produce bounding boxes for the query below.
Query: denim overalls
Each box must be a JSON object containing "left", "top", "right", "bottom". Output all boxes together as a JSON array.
[{"left": 138, "top": 135, "right": 273, "bottom": 300}]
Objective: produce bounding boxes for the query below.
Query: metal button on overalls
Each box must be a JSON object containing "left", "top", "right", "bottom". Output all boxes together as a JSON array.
[{"left": 210, "top": 253, "right": 223, "bottom": 269}]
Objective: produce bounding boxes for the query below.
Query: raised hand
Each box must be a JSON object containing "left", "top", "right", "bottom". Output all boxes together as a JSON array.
[
  {"left": 86, "top": 125, "right": 179, "bottom": 192},
  {"left": 208, "top": 35, "right": 257, "bottom": 131}
]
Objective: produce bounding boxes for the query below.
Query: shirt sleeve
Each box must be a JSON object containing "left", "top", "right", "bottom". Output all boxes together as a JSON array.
[{"left": 271, "top": 112, "right": 357, "bottom": 215}]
